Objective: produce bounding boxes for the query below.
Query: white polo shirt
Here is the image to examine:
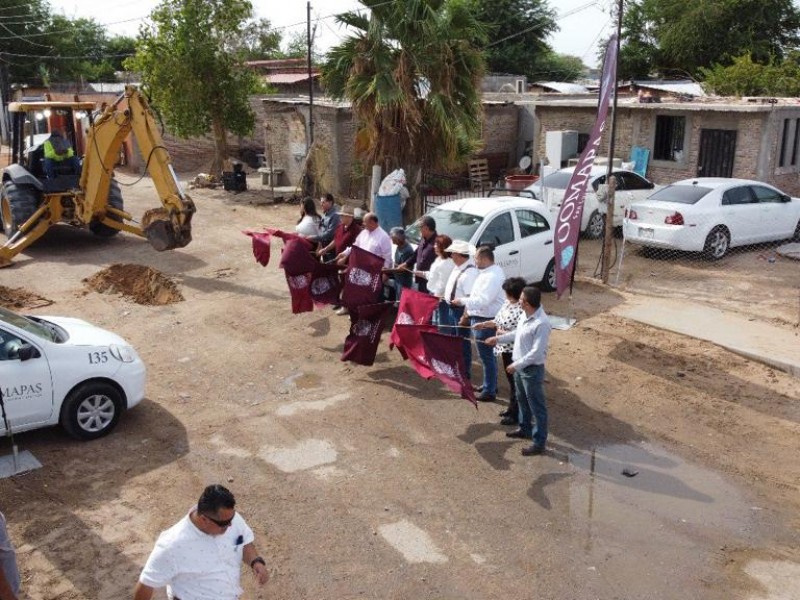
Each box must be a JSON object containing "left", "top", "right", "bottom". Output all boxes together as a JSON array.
[{"left": 139, "top": 509, "right": 255, "bottom": 600}]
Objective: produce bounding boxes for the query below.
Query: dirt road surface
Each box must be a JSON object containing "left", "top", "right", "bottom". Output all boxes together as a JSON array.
[{"left": 0, "top": 176, "right": 798, "bottom": 599}]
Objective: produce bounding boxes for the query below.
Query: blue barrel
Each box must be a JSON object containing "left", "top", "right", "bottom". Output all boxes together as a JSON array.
[{"left": 374, "top": 194, "right": 404, "bottom": 232}]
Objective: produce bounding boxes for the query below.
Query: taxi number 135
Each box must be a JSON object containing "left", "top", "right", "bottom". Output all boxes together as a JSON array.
[{"left": 88, "top": 351, "right": 109, "bottom": 364}]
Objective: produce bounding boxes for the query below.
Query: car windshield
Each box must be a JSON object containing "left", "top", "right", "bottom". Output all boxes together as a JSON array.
[
  {"left": 0, "top": 306, "right": 59, "bottom": 342},
  {"left": 406, "top": 208, "right": 484, "bottom": 245},
  {"left": 647, "top": 185, "right": 712, "bottom": 205}
]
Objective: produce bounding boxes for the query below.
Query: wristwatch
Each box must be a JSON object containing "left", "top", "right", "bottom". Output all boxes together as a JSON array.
[{"left": 250, "top": 556, "right": 266, "bottom": 569}]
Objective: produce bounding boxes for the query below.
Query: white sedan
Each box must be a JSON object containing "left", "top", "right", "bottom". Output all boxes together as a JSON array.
[
  {"left": 623, "top": 178, "right": 800, "bottom": 259},
  {"left": 406, "top": 194, "right": 556, "bottom": 290},
  {"left": 525, "top": 166, "right": 660, "bottom": 239},
  {"left": 0, "top": 307, "right": 146, "bottom": 440}
]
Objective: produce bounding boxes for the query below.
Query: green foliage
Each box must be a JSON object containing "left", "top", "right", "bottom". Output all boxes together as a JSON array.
[
  {"left": 619, "top": 0, "right": 800, "bottom": 79},
  {"left": 699, "top": 54, "right": 800, "bottom": 97},
  {"left": 126, "top": 0, "right": 261, "bottom": 172},
  {"left": 228, "top": 18, "right": 283, "bottom": 60},
  {"left": 468, "top": 0, "right": 557, "bottom": 80},
  {"left": 322, "top": 0, "right": 487, "bottom": 177},
  {"left": 535, "top": 53, "right": 586, "bottom": 82}
]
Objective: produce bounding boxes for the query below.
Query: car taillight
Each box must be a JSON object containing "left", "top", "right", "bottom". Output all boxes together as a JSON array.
[
  {"left": 626, "top": 208, "right": 638, "bottom": 220},
  {"left": 665, "top": 212, "right": 684, "bottom": 225}
]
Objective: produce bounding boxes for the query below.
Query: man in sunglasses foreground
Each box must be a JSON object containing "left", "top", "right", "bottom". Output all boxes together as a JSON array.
[{"left": 134, "top": 484, "right": 269, "bottom": 600}]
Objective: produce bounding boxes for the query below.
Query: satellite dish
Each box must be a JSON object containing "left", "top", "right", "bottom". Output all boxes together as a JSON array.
[{"left": 518, "top": 156, "right": 532, "bottom": 171}]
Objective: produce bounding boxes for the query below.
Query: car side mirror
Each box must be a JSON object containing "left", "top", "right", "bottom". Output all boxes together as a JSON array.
[
  {"left": 781, "top": 194, "right": 791, "bottom": 203},
  {"left": 18, "top": 344, "right": 40, "bottom": 362}
]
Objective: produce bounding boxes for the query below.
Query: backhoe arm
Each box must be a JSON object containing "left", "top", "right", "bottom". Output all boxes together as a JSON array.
[{"left": 81, "top": 86, "right": 196, "bottom": 251}]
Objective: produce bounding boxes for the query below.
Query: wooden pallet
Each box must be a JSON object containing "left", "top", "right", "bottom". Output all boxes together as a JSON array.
[{"left": 468, "top": 158, "right": 490, "bottom": 192}]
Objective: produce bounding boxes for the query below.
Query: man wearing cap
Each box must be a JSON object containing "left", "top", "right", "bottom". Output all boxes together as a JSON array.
[
  {"left": 387, "top": 227, "right": 415, "bottom": 299},
  {"left": 441, "top": 240, "right": 479, "bottom": 376},
  {"left": 335, "top": 212, "right": 392, "bottom": 269},
  {"left": 451, "top": 246, "right": 506, "bottom": 402},
  {"left": 43, "top": 128, "right": 80, "bottom": 179},
  {"left": 134, "top": 484, "right": 269, "bottom": 600}
]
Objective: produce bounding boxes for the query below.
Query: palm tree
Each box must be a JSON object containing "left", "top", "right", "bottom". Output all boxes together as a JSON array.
[{"left": 322, "top": 0, "right": 486, "bottom": 217}]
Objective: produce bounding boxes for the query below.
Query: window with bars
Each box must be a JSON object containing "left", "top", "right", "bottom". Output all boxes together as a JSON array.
[{"left": 653, "top": 115, "right": 686, "bottom": 161}]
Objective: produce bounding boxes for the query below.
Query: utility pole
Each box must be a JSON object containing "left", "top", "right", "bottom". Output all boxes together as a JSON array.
[
  {"left": 307, "top": 1, "right": 314, "bottom": 146},
  {"left": 600, "top": 0, "right": 623, "bottom": 284}
]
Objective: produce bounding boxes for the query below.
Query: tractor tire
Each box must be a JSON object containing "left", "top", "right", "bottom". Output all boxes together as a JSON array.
[
  {"left": 89, "top": 180, "right": 124, "bottom": 237},
  {"left": 1, "top": 181, "right": 40, "bottom": 238}
]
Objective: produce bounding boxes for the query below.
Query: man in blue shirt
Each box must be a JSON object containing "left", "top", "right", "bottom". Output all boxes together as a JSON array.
[{"left": 487, "top": 286, "right": 552, "bottom": 456}]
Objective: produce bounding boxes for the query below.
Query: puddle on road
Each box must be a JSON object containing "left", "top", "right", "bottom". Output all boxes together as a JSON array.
[
  {"left": 282, "top": 372, "right": 323, "bottom": 390},
  {"left": 549, "top": 441, "right": 765, "bottom": 598}
]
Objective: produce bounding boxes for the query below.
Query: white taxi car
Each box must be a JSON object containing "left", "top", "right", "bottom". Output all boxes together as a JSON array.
[
  {"left": 406, "top": 194, "right": 556, "bottom": 290},
  {"left": 0, "top": 306, "right": 146, "bottom": 440}
]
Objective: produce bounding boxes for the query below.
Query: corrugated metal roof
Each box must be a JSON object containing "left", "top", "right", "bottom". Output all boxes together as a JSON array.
[
  {"left": 265, "top": 73, "right": 319, "bottom": 84},
  {"left": 633, "top": 80, "right": 706, "bottom": 97},
  {"left": 534, "top": 82, "right": 591, "bottom": 94}
]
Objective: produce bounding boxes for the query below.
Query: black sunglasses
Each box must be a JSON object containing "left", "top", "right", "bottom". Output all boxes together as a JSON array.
[{"left": 202, "top": 513, "right": 234, "bottom": 528}]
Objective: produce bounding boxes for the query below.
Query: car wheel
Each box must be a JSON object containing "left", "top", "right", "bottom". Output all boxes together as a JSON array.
[
  {"left": 540, "top": 258, "right": 556, "bottom": 292},
  {"left": 703, "top": 226, "right": 730, "bottom": 260},
  {"left": 1, "top": 181, "right": 40, "bottom": 238},
  {"left": 60, "top": 381, "right": 124, "bottom": 440},
  {"left": 584, "top": 210, "right": 605, "bottom": 239},
  {"left": 89, "top": 179, "right": 124, "bottom": 237}
]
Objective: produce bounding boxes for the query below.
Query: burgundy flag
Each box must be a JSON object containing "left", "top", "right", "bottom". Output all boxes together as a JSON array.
[
  {"left": 279, "top": 237, "right": 317, "bottom": 275},
  {"left": 395, "top": 288, "right": 440, "bottom": 325},
  {"left": 242, "top": 231, "right": 272, "bottom": 266},
  {"left": 391, "top": 323, "right": 436, "bottom": 378},
  {"left": 310, "top": 261, "right": 342, "bottom": 307},
  {"left": 341, "top": 245, "right": 384, "bottom": 308},
  {"left": 419, "top": 331, "right": 477, "bottom": 406},
  {"left": 285, "top": 273, "right": 313, "bottom": 314},
  {"left": 554, "top": 34, "right": 618, "bottom": 297},
  {"left": 341, "top": 302, "right": 392, "bottom": 366}
]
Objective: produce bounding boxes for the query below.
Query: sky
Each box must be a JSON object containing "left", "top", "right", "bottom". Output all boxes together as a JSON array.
[{"left": 46, "top": 0, "right": 615, "bottom": 68}]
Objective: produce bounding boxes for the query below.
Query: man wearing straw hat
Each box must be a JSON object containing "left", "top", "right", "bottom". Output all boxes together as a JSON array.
[{"left": 440, "top": 240, "right": 478, "bottom": 379}]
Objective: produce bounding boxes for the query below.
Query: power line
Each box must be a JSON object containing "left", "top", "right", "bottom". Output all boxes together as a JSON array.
[{"left": 0, "top": 51, "right": 133, "bottom": 60}]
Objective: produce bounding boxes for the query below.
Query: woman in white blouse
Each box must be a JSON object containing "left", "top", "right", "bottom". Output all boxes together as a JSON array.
[
  {"left": 295, "top": 196, "right": 321, "bottom": 237},
  {"left": 408, "top": 235, "right": 455, "bottom": 323},
  {"left": 473, "top": 277, "right": 527, "bottom": 425}
]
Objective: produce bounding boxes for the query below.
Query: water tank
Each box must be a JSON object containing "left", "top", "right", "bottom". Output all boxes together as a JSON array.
[{"left": 545, "top": 130, "right": 579, "bottom": 168}]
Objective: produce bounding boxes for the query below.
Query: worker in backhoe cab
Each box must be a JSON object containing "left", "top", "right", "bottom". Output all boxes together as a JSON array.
[{"left": 43, "top": 128, "right": 81, "bottom": 178}]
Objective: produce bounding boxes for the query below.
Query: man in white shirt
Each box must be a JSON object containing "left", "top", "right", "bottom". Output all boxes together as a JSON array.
[
  {"left": 451, "top": 246, "right": 506, "bottom": 401},
  {"left": 440, "top": 240, "right": 479, "bottom": 379},
  {"left": 134, "top": 485, "right": 269, "bottom": 600},
  {"left": 335, "top": 212, "right": 393, "bottom": 268}
]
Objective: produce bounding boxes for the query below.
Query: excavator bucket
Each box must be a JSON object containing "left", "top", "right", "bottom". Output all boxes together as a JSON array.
[{"left": 142, "top": 208, "right": 193, "bottom": 251}]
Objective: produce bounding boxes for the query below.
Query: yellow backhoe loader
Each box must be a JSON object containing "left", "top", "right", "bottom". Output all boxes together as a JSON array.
[{"left": 0, "top": 85, "right": 195, "bottom": 267}]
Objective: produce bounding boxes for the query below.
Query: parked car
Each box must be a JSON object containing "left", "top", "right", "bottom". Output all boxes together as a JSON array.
[
  {"left": 0, "top": 307, "right": 146, "bottom": 440},
  {"left": 405, "top": 194, "right": 556, "bottom": 290},
  {"left": 525, "top": 166, "right": 660, "bottom": 239},
  {"left": 623, "top": 178, "right": 800, "bottom": 259}
]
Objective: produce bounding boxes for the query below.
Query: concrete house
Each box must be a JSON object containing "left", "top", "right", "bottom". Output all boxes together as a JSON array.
[{"left": 533, "top": 96, "right": 800, "bottom": 195}]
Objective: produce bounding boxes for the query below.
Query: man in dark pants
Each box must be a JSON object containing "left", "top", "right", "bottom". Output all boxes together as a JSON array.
[
  {"left": 410, "top": 216, "right": 437, "bottom": 292},
  {"left": 451, "top": 246, "right": 505, "bottom": 402},
  {"left": 305, "top": 193, "right": 340, "bottom": 261},
  {"left": 487, "top": 286, "right": 552, "bottom": 456}
]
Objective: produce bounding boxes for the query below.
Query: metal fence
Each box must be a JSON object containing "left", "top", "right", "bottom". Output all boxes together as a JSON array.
[{"left": 421, "top": 172, "right": 486, "bottom": 212}]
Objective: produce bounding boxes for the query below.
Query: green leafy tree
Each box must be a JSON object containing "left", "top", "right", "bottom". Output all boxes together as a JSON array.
[
  {"left": 468, "top": 0, "right": 557, "bottom": 80},
  {"left": 229, "top": 18, "right": 283, "bottom": 60},
  {"left": 322, "top": 0, "right": 486, "bottom": 217},
  {"left": 619, "top": 0, "right": 800, "bottom": 79},
  {"left": 126, "top": 0, "right": 262, "bottom": 175},
  {"left": 535, "top": 53, "right": 586, "bottom": 82},
  {"left": 700, "top": 53, "right": 800, "bottom": 97},
  {"left": 44, "top": 16, "right": 118, "bottom": 82},
  {"left": 0, "top": 0, "right": 54, "bottom": 85}
]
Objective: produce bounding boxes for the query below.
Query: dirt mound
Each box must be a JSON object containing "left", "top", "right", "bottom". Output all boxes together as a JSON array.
[
  {"left": 83, "top": 264, "right": 183, "bottom": 305},
  {"left": 0, "top": 286, "right": 53, "bottom": 310}
]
